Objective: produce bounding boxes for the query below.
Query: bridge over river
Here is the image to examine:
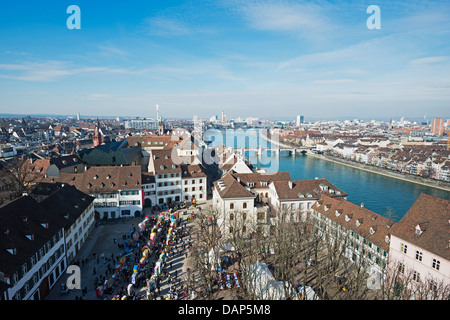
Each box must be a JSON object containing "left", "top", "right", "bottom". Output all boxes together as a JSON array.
[{"left": 233, "top": 146, "right": 310, "bottom": 157}]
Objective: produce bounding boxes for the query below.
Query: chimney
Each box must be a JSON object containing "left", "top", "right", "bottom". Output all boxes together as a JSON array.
[
  {"left": 288, "top": 181, "right": 293, "bottom": 189},
  {"left": 361, "top": 202, "right": 364, "bottom": 208}
]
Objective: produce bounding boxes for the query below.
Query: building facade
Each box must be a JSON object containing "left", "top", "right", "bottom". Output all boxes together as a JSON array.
[{"left": 388, "top": 193, "right": 450, "bottom": 299}]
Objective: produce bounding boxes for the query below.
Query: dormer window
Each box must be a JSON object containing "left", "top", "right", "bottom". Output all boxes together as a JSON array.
[
  {"left": 324, "top": 205, "right": 330, "bottom": 211},
  {"left": 41, "top": 223, "right": 49, "bottom": 228},
  {"left": 106, "top": 175, "right": 111, "bottom": 179},
  {"left": 160, "top": 165, "right": 165, "bottom": 170},
  {"left": 370, "top": 227, "right": 376, "bottom": 234},
  {"left": 335, "top": 209, "right": 342, "bottom": 217},
  {"left": 356, "top": 219, "right": 362, "bottom": 227},
  {"left": 172, "top": 164, "right": 176, "bottom": 169},
  {"left": 345, "top": 214, "right": 351, "bottom": 222},
  {"left": 25, "top": 234, "right": 34, "bottom": 241},
  {"left": 7, "top": 248, "right": 17, "bottom": 255},
  {"left": 385, "top": 235, "right": 390, "bottom": 243},
  {"left": 415, "top": 226, "right": 422, "bottom": 236},
  {"left": 93, "top": 175, "right": 98, "bottom": 180},
  {"left": 415, "top": 223, "right": 427, "bottom": 236}
]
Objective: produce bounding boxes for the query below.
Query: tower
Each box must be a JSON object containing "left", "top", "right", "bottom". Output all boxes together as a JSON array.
[
  {"left": 156, "top": 104, "right": 165, "bottom": 135},
  {"left": 93, "top": 118, "right": 102, "bottom": 147}
]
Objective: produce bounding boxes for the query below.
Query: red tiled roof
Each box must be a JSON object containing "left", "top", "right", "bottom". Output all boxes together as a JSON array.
[
  {"left": 390, "top": 193, "right": 450, "bottom": 260},
  {"left": 312, "top": 194, "right": 395, "bottom": 251}
]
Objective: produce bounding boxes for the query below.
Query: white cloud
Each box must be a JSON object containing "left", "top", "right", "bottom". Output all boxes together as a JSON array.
[
  {"left": 409, "top": 56, "right": 449, "bottom": 65},
  {"left": 231, "top": 0, "right": 335, "bottom": 38},
  {"left": 145, "top": 17, "right": 192, "bottom": 36},
  {"left": 0, "top": 60, "right": 140, "bottom": 82}
]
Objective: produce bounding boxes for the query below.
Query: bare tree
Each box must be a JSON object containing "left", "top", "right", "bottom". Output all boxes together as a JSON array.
[{"left": 0, "top": 157, "right": 43, "bottom": 199}]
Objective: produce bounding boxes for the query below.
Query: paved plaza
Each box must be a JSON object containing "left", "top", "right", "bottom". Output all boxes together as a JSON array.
[{"left": 45, "top": 204, "right": 203, "bottom": 300}]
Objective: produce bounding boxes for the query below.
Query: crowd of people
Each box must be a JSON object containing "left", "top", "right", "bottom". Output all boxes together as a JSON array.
[{"left": 75, "top": 204, "right": 197, "bottom": 300}]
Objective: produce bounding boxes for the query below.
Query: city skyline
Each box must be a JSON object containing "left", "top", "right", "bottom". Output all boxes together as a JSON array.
[{"left": 1, "top": 1, "right": 450, "bottom": 119}]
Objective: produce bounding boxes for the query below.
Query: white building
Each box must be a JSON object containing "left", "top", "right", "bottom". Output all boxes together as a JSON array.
[
  {"left": 0, "top": 144, "right": 17, "bottom": 158},
  {"left": 213, "top": 173, "right": 257, "bottom": 238},
  {"left": 268, "top": 179, "right": 348, "bottom": 224},
  {"left": 181, "top": 164, "right": 207, "bottom": 204},
  {"left": 0, "top": 185, "right": 95, "bottom": 300},
  {"left": 43, "top": 166, "right": 144, "bottom": 219},
  {"left": 388, "top": 194, "right": 450, "bottom": 299},
  {"left": 39, "top": 185, "right": 96, "bottom": 266},
  {"left": 148, "top": 148, "right": 182, "bottom": 205},
  {"left": 142, "top": 173, "right": 157, "bottom": 208},
  {"left": 311, "top": 194, "right": 394, "bottom": 283}
]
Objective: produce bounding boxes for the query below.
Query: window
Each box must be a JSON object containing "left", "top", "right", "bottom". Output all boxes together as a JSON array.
[
  {"left": 429, "top": 280, "right": 437, "bottom": 293},
  {"left": 243, "top": 212, "right": 247, "bottom": 220},
  {"left": 401, "top": 243, "right": 407, "bottom": 254},
  {"left": 243, "top": 202, "right": 247, "bottom": 209},
  {"left": 432, "top": 259, "right": 440, "bottom": 270},
  {"left": 229, "top": 213, "right": 234, "bottom": 221},
  {"left": 230, "top": 203, "right": 234, "bottom": 210},
  {"left": 398, "top": 263, "right": 405, "bottom": 274},
  {"left": 413, "top": 271, "right": 420, "bottom": 282},
  {"left": 415, "top": 250, "right": 423, "bottom": 262}
]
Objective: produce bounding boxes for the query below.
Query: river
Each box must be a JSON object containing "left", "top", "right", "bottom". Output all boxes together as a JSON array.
[{"left": 205, "top": 128, "right": 450, "bottom": 221}]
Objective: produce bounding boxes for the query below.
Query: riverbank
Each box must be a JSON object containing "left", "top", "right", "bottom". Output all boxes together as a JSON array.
[
  {"left": 306, "top": 152, "right": 450, "bottom": 193},
  {"left": 240, "top": 131, "right": 450, "bottom": 194}
]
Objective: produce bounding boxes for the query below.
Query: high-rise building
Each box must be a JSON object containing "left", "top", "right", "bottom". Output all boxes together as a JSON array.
[
  {"left": 432, "top": 117, "right": 444, "bottom": 135},
  {"left": 296, "top": 115, "right": 304, "bottom": 126}
]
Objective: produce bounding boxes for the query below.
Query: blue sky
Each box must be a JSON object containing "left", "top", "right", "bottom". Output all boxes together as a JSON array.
[{"left": 0, "top": 0, "right": 449, "bottom": 121}]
